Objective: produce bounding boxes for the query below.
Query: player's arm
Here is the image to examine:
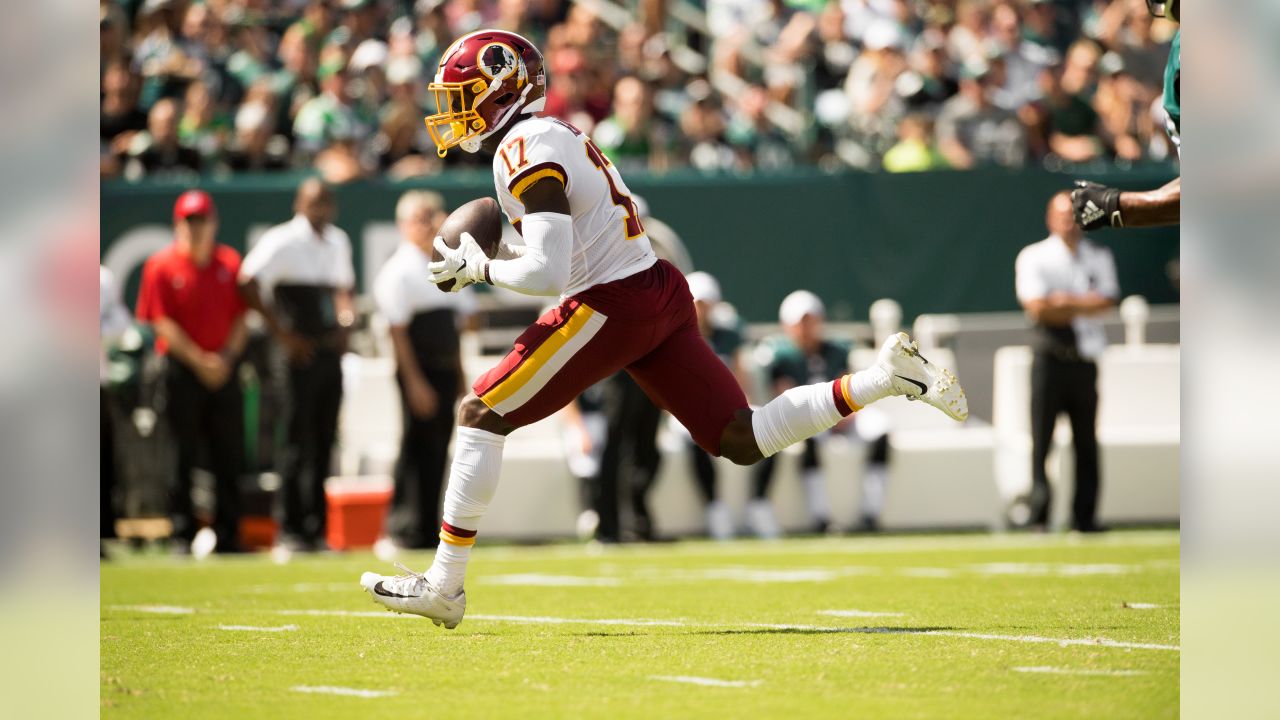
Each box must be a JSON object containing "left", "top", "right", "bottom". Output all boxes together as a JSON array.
[
  {"left": 1021, "top": 291, "right": 1113, "bottom": 326},
  {"left": 238, "top": 276, "right": 315, "bottom": 363},
  {"left": 1071, "top": 177, "right": 1180, "bottom": 230},
  {"left": 388, "top": 324, "right": 438, "bottom": 419},
  {"left": 432, "top": 177, "right": 572, "bottom": 297}
]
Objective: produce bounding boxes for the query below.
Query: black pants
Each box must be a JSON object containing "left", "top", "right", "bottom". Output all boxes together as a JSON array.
[
  {"left": 164, "top": 360, "right": 243, "bottom": 547},
  {"left": 1030, "top": 353, "right": 1100, "bottom": 530},
  {"left": 101, "top": 387, "right": 117, "bottom": 540},
  {"left": 751, "top": 437, "right": 820, "bottom": 500},
  {"left": 690, "top": 444, "right": 717, "bottom": 504},
  {"left": 594, "top": 372, "right": 662, "bottom": 542},
  {"left": 277, "top": 350, "right": 343, "bottom": 546},
  {"left": 385, "top": 368, "right": 459, "bottom": 548}
]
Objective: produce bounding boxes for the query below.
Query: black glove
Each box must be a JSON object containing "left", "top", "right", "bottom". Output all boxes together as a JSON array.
[{"left": 1071, "top": 180, "right": 1123, "bottom": 230}]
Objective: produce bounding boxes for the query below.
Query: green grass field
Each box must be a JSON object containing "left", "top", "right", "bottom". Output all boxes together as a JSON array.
[{"left": 101, "top": 530, "right": 1179, "bottom": 719}]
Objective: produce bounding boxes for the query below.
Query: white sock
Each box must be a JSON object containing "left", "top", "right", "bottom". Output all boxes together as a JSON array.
[
  {"left": 847, "top": 365, "right": 893, "bottom": 409},
  {"left": 751, "top": 382, "right": 844, "bottom": 458},
  {"left": 426, "top": 427, "right": 506, "bottom": 597}
]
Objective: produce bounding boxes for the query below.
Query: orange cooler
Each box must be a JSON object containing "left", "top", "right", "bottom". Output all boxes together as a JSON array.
[{"left": 325, "top": 477, "right": 393, "bottom": 550}]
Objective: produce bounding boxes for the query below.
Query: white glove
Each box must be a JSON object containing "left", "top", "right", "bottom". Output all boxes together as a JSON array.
[{"left": 429, "top": 233, "right": 488, "bottom": 291}]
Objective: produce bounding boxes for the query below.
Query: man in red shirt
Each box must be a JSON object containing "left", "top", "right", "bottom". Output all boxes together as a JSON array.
[{"left": 136, "top": 190, "right": 248, "bottom": 554}]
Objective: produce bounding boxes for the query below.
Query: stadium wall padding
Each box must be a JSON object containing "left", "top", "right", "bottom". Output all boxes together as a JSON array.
[{"left": 101, "top": 166, "right": 1179, "bottom": 322}]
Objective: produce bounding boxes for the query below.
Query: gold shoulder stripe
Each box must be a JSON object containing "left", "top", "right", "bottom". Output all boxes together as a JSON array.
[{"left": 510, "top": 167, "right": 566, "bottom": 200}]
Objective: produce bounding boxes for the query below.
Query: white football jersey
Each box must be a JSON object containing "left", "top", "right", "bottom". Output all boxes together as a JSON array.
[{"left": 493, "top": 116, "right": 656, "bottom": 297}]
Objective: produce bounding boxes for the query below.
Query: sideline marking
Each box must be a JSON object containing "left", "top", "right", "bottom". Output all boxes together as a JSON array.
[
  {"left": 650, "top": 675, "right": 762, "bottom": 688},
  {"left": 107, "top": 605, "right": 194, "bottom": 615},
  {"left": 818, "top": 609, "right": 905, "bottom": 618},
  {"left": 483, "top": 574, "right": 623, "bottom": 587},
  {"left": 218, "top": 624, "right": 298, "bottom": 632},
  {"left": 273, "top": 610, "right": 1179, "bottom": 650},
  {"left": 1013, "top": 666, "right": 1149, "bottom": 677},
  {"left": 291, "top": 685, "right": 397, "bottom": 698},
  {"left": 1123, "top": 602, "right": 1162, "bottom": 609}
]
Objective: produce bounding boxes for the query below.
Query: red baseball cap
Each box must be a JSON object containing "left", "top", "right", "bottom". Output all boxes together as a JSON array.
[{"left": 173, "top": 190, "right": 216, "bottom": 221}]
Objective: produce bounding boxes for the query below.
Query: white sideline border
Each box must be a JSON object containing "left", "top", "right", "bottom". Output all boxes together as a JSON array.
[
  {"left": 291, "top": 685, "right": 397, "bottom": 698},
  {"left": 650, "top": 675, "right": 762, "bottom": 688},
  {"left": 273, "top": 609, "right": 1180, "bottom": 651},
  {"left": 1013, "top": 666, "right": 1149, "bottom": 677},
  {"left": 218, "top": 624, "right": 299, "bottom": 632},
  {"left": 106, "top": 604, "right": 195, "bottom": 614}
]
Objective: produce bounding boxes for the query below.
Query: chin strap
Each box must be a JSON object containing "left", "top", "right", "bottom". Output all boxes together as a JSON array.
[{"left": 461, "top": 79, "right": 542, "bottom": 154}]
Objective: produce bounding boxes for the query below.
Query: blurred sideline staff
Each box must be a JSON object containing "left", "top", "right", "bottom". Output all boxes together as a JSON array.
[
  {"left": 100, "top": 267, "right": 132, "bottom": 555},
  {"left": 1016, "top": 192, "right": 1119, "bottom": 532},
  {"left": 135, "top": 190, "right": 248, "bottom": 554},
  {"left": 239, "top": 179, "right": 355, "bottom": 552},
  {"left": 752, "top": 291, "right": 853, "bottom": 535},
  {"left": 373, "top": 191, "right": 476, "bottom": 553},
  {"left": 684, "top": 272, "right": 757, "bottom": 540}
]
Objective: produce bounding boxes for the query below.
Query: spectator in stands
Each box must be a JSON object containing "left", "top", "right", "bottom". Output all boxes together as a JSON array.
[
  {"left": 882, "top": 113, "right": 949, "bottom": 172},
  {"left": 1015, "top": 191, "right": 1119, "bottom": 533},
  {"left": 98, "top": 0, "right": 1172, "bottom": 178},
  {"left": 101, "top": 61, "right": 148, "bottom": 177},
  {"left": 373, "top": 191, "right": 475, "bottom": 557},
  {"left": 593, "top": 76, "right": 669, "bottom": 172},
  {"left": 293, "top": 58, "right": 366, "bottom": 159},
  {"left": 123, "top": 98, "right": 204, "bottom": 180},
  {"left": 222, "top": 98, "right": 291, "bottom": 172},
  {"left": 178, "top": 79, "right": 229, "bottom": 164},
  {"left": 751, "top": 291, "right": 852, "bottom": 536},
  {"left": 1034, "top": 64, "right": 1104, "bottom": 164},
  {"left": 936, "top": 60, "right": 1028, "bottom": 168},
  {"left": 989, "top": 2, "right": 1058, "bottom": 109},
  {"left": 239, "top": 179, "right": 356, "bottom": 554},
  {"left": 135, "top": 190, "right": 248, "bottom": 555},
  {"left": 684, "top": 272, "right": 754, "bottom": 540},
  {"left": 1092, "top": 53, "right": 1148, "bottom": 162}
]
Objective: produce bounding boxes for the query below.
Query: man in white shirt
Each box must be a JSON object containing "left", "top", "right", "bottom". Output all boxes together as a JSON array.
[
  {"left": 373, "top": 191, "right": 476, "bottom": 554},
  {"left": 1015, "top": 191, "right": 1120, "bottom": 532},
  {"left": 239, "top": 179, "right": 356, "bottom": 552}
]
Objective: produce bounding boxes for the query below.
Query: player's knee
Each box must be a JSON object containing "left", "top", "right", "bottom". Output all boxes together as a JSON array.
[
  {"left": 457, "top": 395, "right": 514, "bottom": 435},
  {"left": 718, "top": 411, "right": 763, "bottom": 466}
]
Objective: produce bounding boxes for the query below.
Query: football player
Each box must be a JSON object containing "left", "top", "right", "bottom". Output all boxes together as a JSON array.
[
  {"left": 359, "top": 30, "right": 968, "bottom": 628},
  {"left": 1072, "top": 0, "right": 1180, "bottom": 230}
]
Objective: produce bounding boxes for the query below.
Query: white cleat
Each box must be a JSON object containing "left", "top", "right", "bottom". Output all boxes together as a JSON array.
[
  {"left": 876, "top": 332, "right": 969, "bottom": 422},
  {"left": 359, "top": 562, "right": 466, "bottom": 629}
]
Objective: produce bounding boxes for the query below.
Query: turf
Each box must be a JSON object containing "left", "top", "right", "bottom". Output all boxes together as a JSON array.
[{"left": 101, "top": 530, "right": 1179, "bottom": 719}]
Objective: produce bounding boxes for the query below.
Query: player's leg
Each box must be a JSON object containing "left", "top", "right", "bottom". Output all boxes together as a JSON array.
[
  {"left": 632, "top": 323, "right": 966, "bottom": 466},
  {"left": 726, "top": 332, "right": 969, "bottom": 464},
  {"left": 361, "top": 298, "right": 639, "bottom": 626}
]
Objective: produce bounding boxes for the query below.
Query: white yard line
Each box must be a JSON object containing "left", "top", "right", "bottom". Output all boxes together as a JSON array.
[
  {"left": 469, "top": 614, "right": 689, "bottom": 627},
  {"left": 897, "top": 567, "right": 958, "bottom": 578},
  {"left": 1123, "top": 602, "right": 1162, "bottom": 609},
  {"left": 650, "top": 675, "right": 761, "bottom": 688},
  {"left": 291, "top": 685, "right": 397, "bottom": 698},
  {"left": 278, "top": 609, "right": 404, "bottom": 618},
  {"left": 482, "top": 574, "right": 623, "bottom": 587},
  {"left": 273, "top": 609, "right": 1179, "bottom": 651},
  {"left": 217, "top": 624, "right": 299, "bottom": 632},
  {"left": 936, "top": 631, "right": 1178, "bottom": 652},
  {"left": 1013, "top": 666, "right": 1149, "bottom": 677},
  {"left": 818, "top": 609, "right": 906, "bottom": 618},
  {"left": 106, "top": 605, "right": 195, "bottom": 614}
]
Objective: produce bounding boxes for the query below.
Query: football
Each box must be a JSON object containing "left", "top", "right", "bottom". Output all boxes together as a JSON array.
[{"left": 433, "top": 196, "right": 504, "bottom": 292}]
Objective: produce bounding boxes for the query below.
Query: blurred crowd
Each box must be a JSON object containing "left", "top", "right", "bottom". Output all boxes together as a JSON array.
[{"left": 100, "top": 0, "right": 1178, "bottom": 181}]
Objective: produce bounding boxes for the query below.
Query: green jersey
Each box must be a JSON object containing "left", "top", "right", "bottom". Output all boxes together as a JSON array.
[
  {"left": 1163, "top": 30, "right": 1181, "bottom": 149},
  {"left": 756, "top": 336, "right": 850, "bottom": 389}
]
